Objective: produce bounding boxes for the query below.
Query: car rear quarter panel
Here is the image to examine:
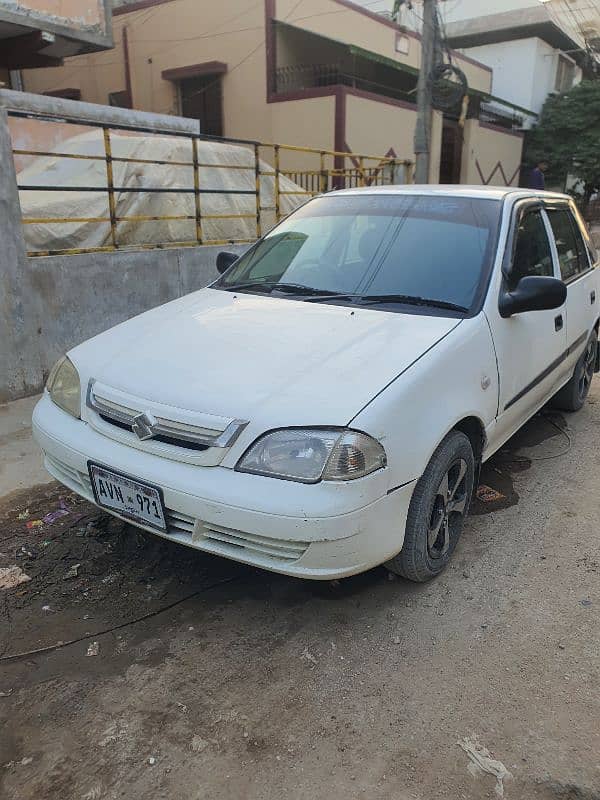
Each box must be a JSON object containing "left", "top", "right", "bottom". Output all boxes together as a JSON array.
[{"left": 351, "top": 315, "right": 498, "bottom": 489}]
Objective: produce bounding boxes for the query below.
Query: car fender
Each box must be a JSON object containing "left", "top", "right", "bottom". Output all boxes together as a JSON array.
[{"left": 351, "top": 315, "right": 498, "bottom": 490}]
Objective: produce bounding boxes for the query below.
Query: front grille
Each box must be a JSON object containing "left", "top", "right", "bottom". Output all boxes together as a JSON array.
[
  {"left": 87, "top": 380, "right": 248, "bottom": 457},
  {"left": 197, "top": 521, "right": 310, "bottom": 563},
  {"left": 97, "top": 413, "right": 210, "bottom": 452},
  {"left": 45, "top": 453, "right": 93, "bottom": 499},
  {"left": 165, "top": 509, "right": 196, "bottom": 536}
]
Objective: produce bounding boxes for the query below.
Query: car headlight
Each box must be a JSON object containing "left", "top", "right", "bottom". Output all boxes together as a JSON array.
[
  {"left": 46, "top": 356, "right": 81, "bottom": 419},
  {"left": 236, "top": 428, "right": 386, "bottom": 483}
]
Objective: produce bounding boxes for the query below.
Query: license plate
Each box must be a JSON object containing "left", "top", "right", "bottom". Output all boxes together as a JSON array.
[{"left": 88, "top": 463, "right": 167, "bottom": 532}]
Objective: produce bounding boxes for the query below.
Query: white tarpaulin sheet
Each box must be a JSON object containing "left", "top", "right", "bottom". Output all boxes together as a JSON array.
[{"left": 18, "top": 130, "right": 308, "bottom": 251}]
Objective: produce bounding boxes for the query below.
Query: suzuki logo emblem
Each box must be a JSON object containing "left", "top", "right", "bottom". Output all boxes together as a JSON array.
[{"left": 131, "top": 411, "right": 158, "bottom": 441}]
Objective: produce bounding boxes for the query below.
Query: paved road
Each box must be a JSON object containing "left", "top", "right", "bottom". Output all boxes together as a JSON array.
[
  {"left": 0, "top": 395, "right": 51, "bottom": 497},
  {"left": 1, "top": 387, "right": 600, "bottom": 800}
]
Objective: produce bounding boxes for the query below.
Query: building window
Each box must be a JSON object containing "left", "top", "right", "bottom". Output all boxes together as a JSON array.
[
  {"left": 44, "top": 88, "right": 82, "bottom": 101},
  {"left": 395, "top": 33, "right": 410, "bottom": 55},
  {"left": 555, "top": 55, "right": 575, "bottom": 93},
  {"left": 108, "top": 90, "right": 131, "bottom": 108}
]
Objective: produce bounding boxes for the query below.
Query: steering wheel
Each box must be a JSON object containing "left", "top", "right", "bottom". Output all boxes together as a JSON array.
[
  {"left": 295, "top": 258, "right": 356, "bottom": 288},
  {"left": 287, "top": 259, "right": 330, "bottom": 285}
]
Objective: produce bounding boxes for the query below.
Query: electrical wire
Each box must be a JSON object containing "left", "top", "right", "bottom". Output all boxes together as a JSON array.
[
  {"left": 290, "top": 0, "right": 390, "bottom": 24},
  {"left": 496, "top": 412, "right": 573, "bottom": 468},
  {"left": 127, "top": 0, "right": 388, "bottom": 44},
  {"left": 132, "top": 0, "right": 264, "bottom": 45},
  {"left": 173, "top": 0, "right": 312, "bottom": 104},
  {"left": 123, "top": 0, "right": 303, "bottom": 102},
  {"left": 529, "top": 413, "right": 572, "bottom": 461},
  {"left": 33, "top": 0, "right": 413, "bottom": 95},
  {"left": 178, "top": 37, "right": 267, "bottom": 103},
  {"left": 133, "top": 22, "right": 263, "bottom": 45},
  {"left": 559, "top": 0, "right": 597, "bottom": 62},
  {"left": 0, "top": 575, "right": 240, "bottom": 663},
  {"left": 126, "top": 1, "right": 181, "bottom": 33},
  {"left": 570, "top": 0, "right": 597, "bottom": 28},
  {"left": 426, "top": 0, "right": 469, "bottom": 113}
]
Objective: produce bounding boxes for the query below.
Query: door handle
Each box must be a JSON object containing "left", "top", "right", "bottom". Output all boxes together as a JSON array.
[
  {"left": 591, "top": 290, "right": 596, "bottom": 305},
  {"left": 555, "top": 314, "right": 563, "bottom": 331}
]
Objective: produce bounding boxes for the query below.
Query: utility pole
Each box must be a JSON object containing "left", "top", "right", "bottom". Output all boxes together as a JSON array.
[{"left": 413, "top": 0, "right": 437, "bottom": 183}]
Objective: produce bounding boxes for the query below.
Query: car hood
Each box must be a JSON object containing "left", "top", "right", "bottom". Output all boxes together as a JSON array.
[{"left": 71, "top": 288, "right": 461, "bottom": 426}]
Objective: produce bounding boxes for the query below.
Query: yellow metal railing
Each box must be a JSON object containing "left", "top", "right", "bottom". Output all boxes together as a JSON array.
[{"left": 10, "top": 112, "right": 412, "bottom": 257}]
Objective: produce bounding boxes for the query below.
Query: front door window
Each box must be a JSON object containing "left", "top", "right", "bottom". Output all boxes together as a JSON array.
[{"left": 511, "top": 209, "right": 554, "bottom": 283}]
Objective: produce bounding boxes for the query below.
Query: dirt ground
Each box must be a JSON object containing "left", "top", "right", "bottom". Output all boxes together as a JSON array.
[{"left": 1, "top": 389, "right": 600, "bottom": 799}]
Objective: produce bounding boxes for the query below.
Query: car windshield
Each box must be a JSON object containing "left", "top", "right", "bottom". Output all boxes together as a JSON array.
[{"left": 217, "top": 193, "right": 501, "bottom": 312}]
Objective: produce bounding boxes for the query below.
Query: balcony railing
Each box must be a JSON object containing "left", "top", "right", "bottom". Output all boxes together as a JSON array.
[
  {"left": 275, "top": 64, "right": 534, "bottom": 133},
  {"left": 274, "top": 63, "right": 416, "bottom": 106}
]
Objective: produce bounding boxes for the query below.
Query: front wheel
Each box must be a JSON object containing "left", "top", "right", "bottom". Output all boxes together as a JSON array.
[
  {"left": 386, "top": 430, "right": 475, "bottom": 583},
  {"left": 551, "top": 330, "right": 597, "bottom": 412}
]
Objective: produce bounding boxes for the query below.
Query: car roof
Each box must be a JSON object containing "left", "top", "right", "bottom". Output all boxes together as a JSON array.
[{"left": 332, "top": 185, "right": 571, "bottom": 202}]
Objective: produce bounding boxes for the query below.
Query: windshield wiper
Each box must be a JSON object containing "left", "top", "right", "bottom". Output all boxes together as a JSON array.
[
  {"left": 356, "top": 295, "right": 469, "bottom": 313},
  {"left": 223, "top": 281, "right": 338, "bottom": 296},
  {"left": 270, "top": 283, "right": 341, "bottom": 296},
  {"left": 222, "top": 280, "right": 280, "bottom": 293},
  {"left": 222, "top": 283, "right": 467, "bottom": 312}
]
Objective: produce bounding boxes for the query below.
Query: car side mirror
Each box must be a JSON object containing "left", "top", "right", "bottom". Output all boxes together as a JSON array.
[
  {"left": 216, "top": 251, "right": 239, "bottom": 274},
  {"left": 499, "top": 275, "right": 567, "bottom": 318}
]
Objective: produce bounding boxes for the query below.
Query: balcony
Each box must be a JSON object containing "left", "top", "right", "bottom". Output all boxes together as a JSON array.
[
  {"left": 274, "top": 62, "right": 417, "bottom": 106},
  {"left": 0, "top": 0, "right": 113, "bottom": 69}
]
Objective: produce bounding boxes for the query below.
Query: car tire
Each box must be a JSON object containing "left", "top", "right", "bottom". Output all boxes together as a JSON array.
[
  {"left": 386, "top": 430, "right": 475, "bottom": 583},
  {"left": 551, "top": 329, "right": 597, "bottom": 413}
]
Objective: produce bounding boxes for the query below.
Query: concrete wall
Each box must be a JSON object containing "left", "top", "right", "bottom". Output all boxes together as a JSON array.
[
  {"left": 0, "top": 107, "right": 42, "bottom": 402},
  {"left": 461, "top": 119, "right": 523, "bottom": 187},
  {"left": 345, "top": 91, "right": 415, "bottom": 158},
  {"left": 271, "top": 94, "right": 336, "bottom": 171},
  {"left": 430, "top": 0, "right": 591, "bottom": 52},
  {"left": 0, "top": 87, "right": 201, "bottom": 134},
  {"left": 0, "top": 0, "right": 112, "bottom": 48},
  {"left": 2, "top": 239, "right": 247, "bottom": 402},
  {"left": 464, "top": 39, "right": 538, "bottom": 113},
  {"left": 26, "top": 243, "right": 247, "bottom": 394},
  {"left": 6, "top": 0, "right": 104, "bottom": 28},
  {"left": 462, "top": 38, "right": 580, "bottom": 115},
  {"left": 0, "top": 91, "right": 251, "bottom": 401},
  {"left": 437, "top": 0, "right": 536, "bottom": 22},
  {"left": 342, "top": 93, "right": 440, "bottom": 183},
  {"left": 531, "top": 38, "right": 580, "bottom": 110}
]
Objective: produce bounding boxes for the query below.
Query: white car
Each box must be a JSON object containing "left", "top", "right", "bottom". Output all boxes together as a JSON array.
[{"left": 33, "top": 186, "right": 599, "bottom": 582}]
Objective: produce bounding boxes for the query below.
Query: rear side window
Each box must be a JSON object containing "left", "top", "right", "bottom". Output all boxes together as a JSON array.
[
  {"left": 547, "top": 208, "right": 590, "bottom": 281},
  {"left": 511, "top": 209, "right": 554, "bottom": 283},
  {"left": 570, "top": 204, "right": 598, "bottom": 265}
]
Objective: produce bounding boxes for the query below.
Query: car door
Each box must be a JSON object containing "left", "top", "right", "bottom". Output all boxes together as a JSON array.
[
  {"left": 544, "top": 201, "right": 598, "bottom": 375},
  {"left": 485, "top": 200, "right": 568, "bottom": 450}
]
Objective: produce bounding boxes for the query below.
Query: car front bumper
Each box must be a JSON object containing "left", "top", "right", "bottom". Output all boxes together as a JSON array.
[{"left": 32, "top": 395, "right": 415, "bottom": 580}]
